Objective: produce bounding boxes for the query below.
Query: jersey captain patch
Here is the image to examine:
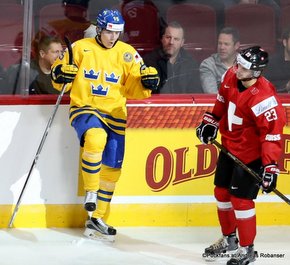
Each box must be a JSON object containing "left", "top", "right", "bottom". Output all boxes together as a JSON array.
[{"left": 251, "top": 96, "right": 278, "bottom": 117}]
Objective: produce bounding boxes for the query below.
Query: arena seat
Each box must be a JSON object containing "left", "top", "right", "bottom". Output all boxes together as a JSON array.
[
  {"left": 166, "top": 3, "right": 217, "bottom": 62},
  {"left": 121, "top": 3, "right": 161, "bottom": 56},
  {"left": 280, "top": 0, "right": 290, "bottom": 8},
  {"left": 0, "top": 4, "right": 24, "bottom": 69},
  {"left": 224, "top": 3, "right": 276, "bottom": 53},
  {"left": 37, "top": 3, "right": 90, "bottom": 43},
  {"left": 280, "top": 5, "right": 290, "bottom": 32}
]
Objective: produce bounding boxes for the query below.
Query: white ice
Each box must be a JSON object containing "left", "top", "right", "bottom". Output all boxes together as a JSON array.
[{"left": 0, "top": 226, "right": 289, "bottom": 265}]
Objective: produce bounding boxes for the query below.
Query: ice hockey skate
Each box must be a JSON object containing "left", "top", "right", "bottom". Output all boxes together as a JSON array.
[
  {"left": 84, "top": 217, "right": 117, "bottom": 242},
  {"left": 227, "top": 244, "right": 257, "bottom": 265},
  {"left": 84, "top": 191, "right": 97, "bottom": 212},
  {"left": 203, "top": 233, "right": 239, "bottom": 261}
]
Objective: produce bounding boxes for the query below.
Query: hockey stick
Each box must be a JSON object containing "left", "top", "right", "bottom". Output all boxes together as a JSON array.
[
  {"left": 8, "top": 37, "right": 73, "bottom": 228},
  {"left": 212, "top": 140, "right": 290, "bottom": 205}
]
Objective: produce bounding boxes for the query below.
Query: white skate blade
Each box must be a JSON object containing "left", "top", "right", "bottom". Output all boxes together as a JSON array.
[
  {"left": 88, "top": 212, "right": 93, "bottom": 218},
  {"left": 83, "top": 228, "right": 115, "bottom": 243}
]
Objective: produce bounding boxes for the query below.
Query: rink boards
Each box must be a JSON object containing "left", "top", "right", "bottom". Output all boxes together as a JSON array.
[{"left": 0, "top": 95, "right": 289, "bottom": 228}]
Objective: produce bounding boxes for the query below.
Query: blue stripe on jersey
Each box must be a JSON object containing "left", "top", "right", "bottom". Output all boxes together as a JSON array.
[
  {"left": 82, "top": 159, "right": 101, "bottom": 167},
  {"left": 98, "top": 190, "right": 114, "bottom": 196},
  {"left": 97, "top": 195, "right": 112, "bottom": 202},
  {"left": 106, "top": 123, "right": 125, "bottom": 131},
  {"left": 70, "top": 106, "right": 126, "bottom": 124},
  {"left": 82, "top": 167, "right": 101, "bottom": 174}
]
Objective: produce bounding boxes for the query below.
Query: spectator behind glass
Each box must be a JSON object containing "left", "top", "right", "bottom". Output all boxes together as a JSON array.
[
  {"left": 264, "top": 26, "right": 290, "bottom": 93},
  {"left": 38, "top": 0, "right": 91, "bottom": 43},
  {"left": 200, "top": 27, "right": 240, "bottom": 93},
  {"left": 6, "top": 36, "right": 63, "bottom": 95},
  {"left": 143, "top": 21, "right": 202, "bottom": 94},
  {"left": 0, "top": 64, "right": 8, "bottom": 94}
]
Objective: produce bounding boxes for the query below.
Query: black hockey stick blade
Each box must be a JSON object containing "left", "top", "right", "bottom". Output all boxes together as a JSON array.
[
  {"left": 64, "top": 36, "right": 73, "bottom": 64},
  {"left": 212, "top": 140, "right": 290, "bottom": 205}
]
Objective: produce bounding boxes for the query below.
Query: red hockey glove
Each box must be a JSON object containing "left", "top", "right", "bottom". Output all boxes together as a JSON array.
[
  {"left": 196, "top": 112, "right": 219, "bottom": 144},
  {"left": 260, "top": 164, "right": 279, "bottom": 193}
]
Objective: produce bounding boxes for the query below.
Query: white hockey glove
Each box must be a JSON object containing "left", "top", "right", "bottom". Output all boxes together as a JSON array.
[{"left": 196, "top": 112, "right": 219, "bottom": 144}]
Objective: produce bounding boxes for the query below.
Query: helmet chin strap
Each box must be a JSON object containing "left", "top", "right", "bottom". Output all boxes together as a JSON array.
[
  {"left": 239, "top": 76, "right": 255, "bottom": 82},
  {"left": 95, "top": 34, "right": 106, "bottom": 48},
  {"left": 95, "top": 30, "right": 119, "bottom": 49},
  {"left": 238, "top": 70, "right": 261, "bottom": 82}
]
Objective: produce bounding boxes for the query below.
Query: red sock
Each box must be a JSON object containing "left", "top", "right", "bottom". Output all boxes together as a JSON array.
[
  {"left": 231, "top": 196, "right": 256, "bottom": 246},
  {"left": 214, "top": 187, "right": 237, "bottom": 235}
]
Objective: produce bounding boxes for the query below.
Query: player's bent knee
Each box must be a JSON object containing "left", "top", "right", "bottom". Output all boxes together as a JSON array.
[
  {"left": 214, "top": 186, "right": 231, "bottom": 202},
  {"left": 231, "top": 196, "right": 255, "bottom": 210},
  {"left": 84, "top": 128, "right": 107, "bottom": 153},
  {"left": 82, "top": 150, "right": 102, "bottom": 161}
]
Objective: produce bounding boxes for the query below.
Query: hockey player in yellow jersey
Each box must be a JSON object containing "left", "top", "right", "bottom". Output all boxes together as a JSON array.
[{"left": 51, "top": 8, "right": 159, "bottom": 241}]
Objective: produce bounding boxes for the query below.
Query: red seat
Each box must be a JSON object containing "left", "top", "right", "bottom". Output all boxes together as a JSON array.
[
  {"left": 121, "top": 3, "right": 161, "bottom": 55},
  {"left": 166, "top": 4, "right": 217, "bottom": 62},
  {"left": 280, "top": 0, "right": 290, "bottom": 8},
  {"left": 280, "top": 6, "right": 290, "bottom": 32},
  {"left": 37, "top": 3, "right": 90, "bottom": 43},
  {"left": 0, "top": 4, "right": 24, "bottom": 69},
  {"left": 224, "top": 4, "right": 276, "bottom": 53}
]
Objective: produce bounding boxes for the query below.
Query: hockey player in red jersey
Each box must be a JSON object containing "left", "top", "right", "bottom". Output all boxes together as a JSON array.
[{"left": 196, "top": 46, "right": 286, "bottom": 265}]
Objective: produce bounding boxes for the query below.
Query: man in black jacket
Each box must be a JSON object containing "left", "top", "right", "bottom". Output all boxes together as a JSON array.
[
  {"left": 264, "top": 26, "right": 290, "bottom": 93},
  {"left": 143, "top": 21, "right": 202, "bottom": 94}
]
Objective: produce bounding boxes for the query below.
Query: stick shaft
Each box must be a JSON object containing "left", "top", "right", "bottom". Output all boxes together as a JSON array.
[
  {"left": 212, "top": 140, "right": 290, "bottom": 205},
  {"left": 8, "top": 37, "right": 73, "bottom": 228},
  {"left": 8, "top": 84, "right": 67, "bottom": 228}
]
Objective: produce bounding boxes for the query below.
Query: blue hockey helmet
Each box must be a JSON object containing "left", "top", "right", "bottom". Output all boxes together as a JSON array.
[{"left": 96, "top": 9, "right": 125, "bottom": 32}]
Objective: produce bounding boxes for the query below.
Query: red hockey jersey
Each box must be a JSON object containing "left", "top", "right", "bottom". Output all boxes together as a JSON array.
[{"left": 212, "top": 67, "right": 286, "bottom": 165}]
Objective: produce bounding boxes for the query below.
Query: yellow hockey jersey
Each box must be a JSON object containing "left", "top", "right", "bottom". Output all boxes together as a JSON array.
[{"left": 51, "top": 38, "right": 152, "bottom": 135}]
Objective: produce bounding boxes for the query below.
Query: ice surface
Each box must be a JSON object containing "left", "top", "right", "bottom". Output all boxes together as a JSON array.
[{"left": 0, "top": 226, "right": 289, "bottom": 265}]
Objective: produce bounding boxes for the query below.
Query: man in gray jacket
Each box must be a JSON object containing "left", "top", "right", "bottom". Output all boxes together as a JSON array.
[{"left": 200, "top": 27, "right": 240, "bottom": 93}]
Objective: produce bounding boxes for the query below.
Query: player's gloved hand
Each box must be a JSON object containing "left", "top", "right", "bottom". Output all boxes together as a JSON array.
[
  {"left": 196, "top": 112, "right": 219, "bottom": 144},
  {"left": 140, "top": 64, "right": 160, "bottom": 91},
  {"left": 51, "top": 64, "right": 78, "bottom": 84},
  {"left": 260, "top": 164, "right": 279, "bottom": 193}
]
